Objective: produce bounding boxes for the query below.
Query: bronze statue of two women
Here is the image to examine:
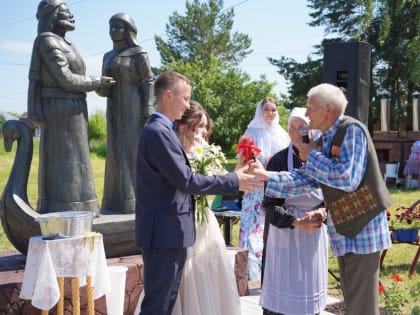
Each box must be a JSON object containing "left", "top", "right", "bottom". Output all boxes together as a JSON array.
[{"left": 28, "top": 0, "right": 153, "bottom": 215}]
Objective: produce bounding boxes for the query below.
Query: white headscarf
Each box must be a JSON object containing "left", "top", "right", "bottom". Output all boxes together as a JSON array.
[
  {"left": 244, "top": 99, "right": 290, "bottom": 164},
  {"left": 288, "top": 107, "right": 310, "bottom": 128},
  {"left": 287, "top": 106, "right": 322, "bottom": 140}
]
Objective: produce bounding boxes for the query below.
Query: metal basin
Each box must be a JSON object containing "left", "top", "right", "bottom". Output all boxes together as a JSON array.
[{"left": 35, "top": 211, "right": 93, "bottom": 238}]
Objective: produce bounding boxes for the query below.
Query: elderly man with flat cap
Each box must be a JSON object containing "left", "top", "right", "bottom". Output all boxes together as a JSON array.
[{"left": 28, "top": 0, "right": 115, "bottom": 214}]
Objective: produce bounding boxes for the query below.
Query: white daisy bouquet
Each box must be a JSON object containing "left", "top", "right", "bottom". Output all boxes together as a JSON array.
[{"left": 189, "top": 137, "right": 227, "bottom": 224}]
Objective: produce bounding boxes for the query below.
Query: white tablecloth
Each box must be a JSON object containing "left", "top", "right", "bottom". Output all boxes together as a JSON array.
[{"left": 20, "top": 233, "right": 111, "bottom": 310}]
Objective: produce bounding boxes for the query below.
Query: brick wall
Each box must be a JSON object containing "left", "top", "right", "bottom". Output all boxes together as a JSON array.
[
  {"left": 373, "top": 131, "right": 420, "bottom": 176},
  {"left": 0, "top": 248, "right": 248, "bottom": 315}
]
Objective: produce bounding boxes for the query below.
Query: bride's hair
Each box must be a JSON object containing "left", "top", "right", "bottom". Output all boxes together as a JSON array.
[{"left": 175, "top": 100, "right": 212, "bottom": 137}]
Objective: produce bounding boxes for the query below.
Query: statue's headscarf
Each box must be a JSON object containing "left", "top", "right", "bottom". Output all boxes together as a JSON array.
[
  {"left": 36, "top": 0, "right": 65, "bottom": 34},
  {"left": 109, "top": 13, "right": 139, "bottom": 47}
]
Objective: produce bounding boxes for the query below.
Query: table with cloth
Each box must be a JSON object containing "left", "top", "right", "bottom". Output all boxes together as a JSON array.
[{"left": 19, "top": 233, "right": 110, "bottom": 314}]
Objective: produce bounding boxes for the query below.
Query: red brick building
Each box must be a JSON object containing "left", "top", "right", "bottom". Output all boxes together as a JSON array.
[{"left": 374, "top": 131, "right": 420, "bottom": 178}]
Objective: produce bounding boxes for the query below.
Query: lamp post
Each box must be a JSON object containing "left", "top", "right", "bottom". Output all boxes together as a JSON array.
[
  {"left": 378, "top": 89, "right": 390, "bottom": 132},
  {"left": 412, "top": 91, "right": 419, "bottom": 131}
]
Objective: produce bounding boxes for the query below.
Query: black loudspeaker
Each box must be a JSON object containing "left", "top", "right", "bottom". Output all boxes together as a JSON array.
[{"left": 323, "top": 41, "right": 371, "bottom": 124}]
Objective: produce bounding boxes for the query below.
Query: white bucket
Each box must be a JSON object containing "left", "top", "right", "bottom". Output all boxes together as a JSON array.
[{"left": 106, "top": 266, "right": 128, "bottom": 315}]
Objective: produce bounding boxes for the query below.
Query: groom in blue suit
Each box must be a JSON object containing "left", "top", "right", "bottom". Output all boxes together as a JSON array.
[{"left": 136, "top": 71, "right": 256, "bottom": 315}]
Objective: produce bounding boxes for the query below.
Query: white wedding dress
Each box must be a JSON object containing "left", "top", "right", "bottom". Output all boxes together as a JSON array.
[{"left": 135, "top": 208, "right": 241, "bottom": 315}]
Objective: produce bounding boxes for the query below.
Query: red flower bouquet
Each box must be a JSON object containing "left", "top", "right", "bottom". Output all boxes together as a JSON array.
[{"left": 237, "top": 137, "right": 261, "bottom": 162}]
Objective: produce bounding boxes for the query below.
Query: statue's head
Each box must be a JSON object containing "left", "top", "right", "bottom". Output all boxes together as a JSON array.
[
  {"left": 109, "top": 13, "right": 139, "bottom": 47},
  {"left": 36, "top": 0, "right": 74, "bottom": 34},
  {"left": 36, "top": 0, "right": 65, "bottom": 20}
]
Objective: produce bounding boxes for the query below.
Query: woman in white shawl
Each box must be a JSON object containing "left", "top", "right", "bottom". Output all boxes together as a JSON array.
[{"left": 239, "top": 97, "right": 290, "bottom": 281}]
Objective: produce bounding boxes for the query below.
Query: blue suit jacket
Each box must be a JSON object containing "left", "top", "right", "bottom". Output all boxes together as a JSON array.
[{"left": 135, "top": 114, "right": 239, "bottom": 248}]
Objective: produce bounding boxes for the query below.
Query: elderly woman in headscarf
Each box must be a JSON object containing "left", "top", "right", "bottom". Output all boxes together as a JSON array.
[
  {"left": 27, "top": 0, "right": 115, "bottom": 214},
  {"left": 96, "top": 13, "right": 154, "bottom": 213},
  {"left": 260, "top": 107, "right": 328, "bottom": 315},
  {"left": 238, "top": 97, "right": 290, "bottom": 281}
]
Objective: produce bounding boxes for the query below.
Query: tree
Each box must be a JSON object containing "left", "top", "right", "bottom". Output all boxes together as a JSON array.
[
  {"left": 269, "top": 55, "right": 323, "bottom": 110},
  {"left": 271, "top": 0, "right": 419, "bottom": 132},
  {"left": 372, "top": 0, "right": 419, "bottom": 131},
  {"left": 165, "top": 55, "right": 276, "bottom": 155},
  {"left": 155, "top": 0, "right": 252, "bottom": 67},
  {"left": 88, "top": 110, "right": 107, "bottom": 157},
  {"left": 155, "top": 0, "right": 288, "bottom": 155},
  {"left": 308, "top": 0, "right": 375, "bottom": 41},
  {"left": 88, "top": 110, "right": 106, "bottom": 141}
]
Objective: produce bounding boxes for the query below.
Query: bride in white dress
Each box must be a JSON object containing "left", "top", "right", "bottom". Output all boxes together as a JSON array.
[{"left": 135, "top": 100, "right": 241, "bottom": 315}]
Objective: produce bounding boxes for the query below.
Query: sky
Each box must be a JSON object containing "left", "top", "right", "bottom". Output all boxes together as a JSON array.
[{"left": 0, "top": 0, "right": 325, "bottom": 115}]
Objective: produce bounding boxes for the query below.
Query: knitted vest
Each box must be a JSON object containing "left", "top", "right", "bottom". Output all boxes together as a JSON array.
[{"left": 319, "top": 116, "right": 392, "bottom": 238}]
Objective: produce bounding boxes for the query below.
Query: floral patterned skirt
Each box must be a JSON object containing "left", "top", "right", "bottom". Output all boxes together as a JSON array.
[{"left": 239, "top": 187, "right": 265, "bottom": 281}]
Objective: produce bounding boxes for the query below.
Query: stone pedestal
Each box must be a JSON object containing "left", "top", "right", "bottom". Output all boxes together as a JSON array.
[{"left": 0, "top": 247, "right": 248, "bottom": 314}]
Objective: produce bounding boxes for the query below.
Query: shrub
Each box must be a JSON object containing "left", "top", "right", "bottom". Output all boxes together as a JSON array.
[{"left": 88, "top": 110, "right": 106, "bottom": 142}]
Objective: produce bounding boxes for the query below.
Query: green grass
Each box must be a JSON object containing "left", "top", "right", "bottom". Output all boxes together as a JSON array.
[{"left": 1, "top": 142, "right": 420, "bottom": 313}]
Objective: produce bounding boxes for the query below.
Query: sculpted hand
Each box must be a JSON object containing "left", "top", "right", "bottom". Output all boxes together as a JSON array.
[{"left": 100, "top": 76, "right": 116, "bottom": 87}]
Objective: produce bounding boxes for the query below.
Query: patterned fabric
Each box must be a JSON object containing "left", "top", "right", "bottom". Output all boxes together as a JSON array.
[
  {"left": 239, "top": 126, "right": 289, "bottom": 281},
  {"left": 314, "top": 116, "right": 392, "bottom": 238},
  {"left": 305, "top": 118, "right": 367, "bottom": 191},
  {"left": 403, "top": 140, "right": 420, "bottom": 176},
  {"left": 269, "top": 206, "right": 295, "bottom": 229},
  {"left": 239, "top": 186, "right": 265, "bottom": 281},
  {"left": 266, "top": 169, "right": 319, "bottom": 198},
  {"left": 327, "top": 212, "right": 390, "bottom": 256},
  {"left": 328, "top": 184, "right": 380, "bottom": 225},
  {"left": 266, "top": 117, "right": 391, "bottom": 257},
  {"left": 262, "top": 147, "right": 303, "bottom": 230}
]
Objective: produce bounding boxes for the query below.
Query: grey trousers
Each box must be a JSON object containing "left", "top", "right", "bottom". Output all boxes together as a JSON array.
[{"left": 337, "top": 251, "right": 380, "bottom": 315}]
